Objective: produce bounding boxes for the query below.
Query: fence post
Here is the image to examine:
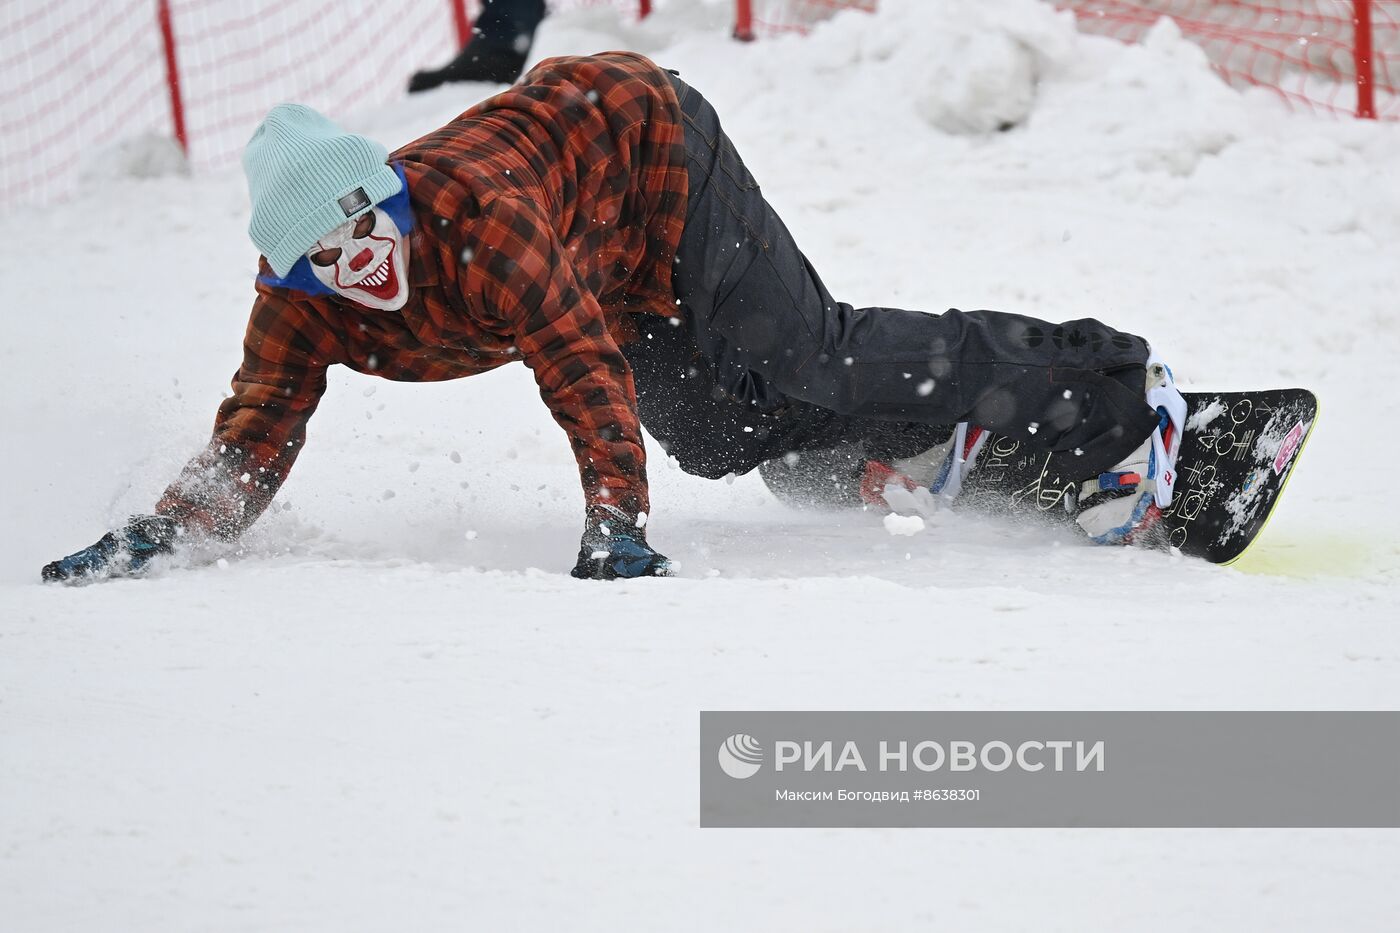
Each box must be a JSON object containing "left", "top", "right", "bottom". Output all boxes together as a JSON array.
[
  {"left": 156, "top": 0, "right": 188, "bottom": 154},
  {"left": 1353, "top": 0, "right": 1376, "bottom": 118},
  {"left": 734, "top": 0, "right": 755, "bottom": 41},
  {"left": 451, "top": 0, "right": 472, "bottom": 49}
]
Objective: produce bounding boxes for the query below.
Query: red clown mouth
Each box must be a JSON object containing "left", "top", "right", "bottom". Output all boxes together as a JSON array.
[{"left": 334, "top": 238, "right": 401, "bottom": 302}]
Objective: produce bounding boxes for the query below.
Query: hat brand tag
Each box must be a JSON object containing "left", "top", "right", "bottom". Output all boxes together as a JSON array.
[{"left": 338, "top": 187, "right": 370, "bottom": 217}]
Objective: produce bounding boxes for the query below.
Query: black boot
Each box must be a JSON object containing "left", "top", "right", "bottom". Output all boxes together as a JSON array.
[{"left": 408, "top": 40, "right": 528, "bottom": 92}]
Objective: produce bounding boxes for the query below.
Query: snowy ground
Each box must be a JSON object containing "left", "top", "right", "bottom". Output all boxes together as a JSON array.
[{"left": 3, "top": 0, "right": 1399, "bottom": 929}]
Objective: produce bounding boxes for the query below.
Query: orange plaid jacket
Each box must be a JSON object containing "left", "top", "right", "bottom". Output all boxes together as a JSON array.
[{"left": 157, "top": 52, "right": 688, "bottom": 537}]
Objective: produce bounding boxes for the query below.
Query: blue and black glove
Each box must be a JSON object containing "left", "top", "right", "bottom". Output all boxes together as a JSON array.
[
  {"left": 570, "top": 505, "right": 673, "bottom": 580},
  {"left": 41, "top": 515, "right": 180, "bottom": 584}
]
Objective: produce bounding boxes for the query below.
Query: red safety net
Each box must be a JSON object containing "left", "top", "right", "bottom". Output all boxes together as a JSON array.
[
  {"left": 733, "top": 1, "right": 1399, "bottom": 120},
  {"left": 4, "top": 1, "right": 1391, "bottom": 209},
  {"left": 1055, "top": 1, "right": 1400, "bottom": 119},
  {"left": 2, "top": 0, "right": 172, "bottom": 207},
  {"left": 0, "top": 0, "right": 647, "bottom": 208},
  {"left": 733, "top": 0, "right": 877, "bottom": 40}
]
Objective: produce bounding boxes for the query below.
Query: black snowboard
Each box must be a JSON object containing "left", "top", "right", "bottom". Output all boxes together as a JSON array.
[{"left": 758, "top": 389, "right": 1318, "bottom": 564}]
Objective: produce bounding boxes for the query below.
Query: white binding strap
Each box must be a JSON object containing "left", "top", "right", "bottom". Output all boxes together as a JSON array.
[{"left": 1144, "top": 354, "right": 1187, "bottom": 508}]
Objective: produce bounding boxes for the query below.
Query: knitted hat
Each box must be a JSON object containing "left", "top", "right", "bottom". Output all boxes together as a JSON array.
[{"left": 243, "top": 103, "right": 402, "bottom": 276}]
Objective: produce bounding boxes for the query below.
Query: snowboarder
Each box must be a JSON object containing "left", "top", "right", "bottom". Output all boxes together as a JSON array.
[{"left": 42, "top": 51, "right": 1183, "bottom": 583}]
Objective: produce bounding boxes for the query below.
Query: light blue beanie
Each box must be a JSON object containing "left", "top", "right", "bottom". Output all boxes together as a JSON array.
[{"left": 243, "top": 103, "right": 402, "bottom": 277}]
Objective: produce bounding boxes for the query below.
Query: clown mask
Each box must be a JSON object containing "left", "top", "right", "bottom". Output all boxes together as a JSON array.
[{"left": 307, "top": 205, "right": 410, "bottom": 311}]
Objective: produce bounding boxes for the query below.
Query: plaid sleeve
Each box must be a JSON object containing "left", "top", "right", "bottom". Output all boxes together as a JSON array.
[
  {"left": 155, "top": 286, "right": 336, "bottom": 538},
  {"left": 470, "top": 195, "right": 650, "bottom": 519}
]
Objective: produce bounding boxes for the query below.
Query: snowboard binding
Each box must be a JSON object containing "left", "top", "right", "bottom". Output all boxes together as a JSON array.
[{"left": 859, "top": 353, "right": 1187, "bottom": 547}]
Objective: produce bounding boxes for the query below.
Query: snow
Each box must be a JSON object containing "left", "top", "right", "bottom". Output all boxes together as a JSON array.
[
  {"left": 882, "top": 512, "right": 926, "bottom": 536},
  {"left": 2, "top": 0, "right": 1399, "bottom": 929},
  {"left": 1187, "top": 397, "right": 1228, "bottom": 430}
]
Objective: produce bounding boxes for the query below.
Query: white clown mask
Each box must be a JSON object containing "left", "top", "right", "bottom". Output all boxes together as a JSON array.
[{"left": 307, "top": 205, "right": 410, "bottom": 311}]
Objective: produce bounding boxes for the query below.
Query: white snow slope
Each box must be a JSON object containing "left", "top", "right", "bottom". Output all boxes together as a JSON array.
[{"left": 3, "top": 1, "right": 1398, "bottom": 930}]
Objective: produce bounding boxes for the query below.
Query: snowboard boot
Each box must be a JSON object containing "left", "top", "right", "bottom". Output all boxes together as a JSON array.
[
  {"left": 408, "top": 40, "right": 528, "bottom": 93},
  {"left": 1068, "top": 351, "right": 1187, "bottom": 544}
]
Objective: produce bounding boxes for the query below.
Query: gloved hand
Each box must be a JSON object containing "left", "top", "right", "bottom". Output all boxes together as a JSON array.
[
  {"left": 570, "top": 504, "right": 673, "bottom": 580},
  {"left": 41, "top": 515, "right": 180, "bottom": 584}
]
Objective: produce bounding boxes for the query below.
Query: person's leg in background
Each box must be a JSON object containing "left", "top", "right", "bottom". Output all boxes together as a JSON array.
[{"left": 409, "top": 0, "right": 548, "bottom": 92}]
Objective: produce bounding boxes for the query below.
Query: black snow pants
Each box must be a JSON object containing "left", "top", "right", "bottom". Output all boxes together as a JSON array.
[{"left": 622, "top": 73, "right": 1160, "bottom": 481}]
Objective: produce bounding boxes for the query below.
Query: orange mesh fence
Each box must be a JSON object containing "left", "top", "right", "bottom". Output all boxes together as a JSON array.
[
  {"left": 1056, "top": 1, "right": 1400, "bottom": 119},
  {"left": 2, "top": 0, "right": 172, "bottom": 207},
  {"left": 732, "top": 1, "right": 1397, "bottom": 119},
  {"left": 733, "top": 0, "right": 876, "bottom": 40},
  {"left": 1, "top": 0, "right": 647, "bottom": 208},
  {"left": 3, "top": 1, "right": 1391, "bottom": 209}
]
